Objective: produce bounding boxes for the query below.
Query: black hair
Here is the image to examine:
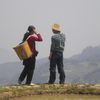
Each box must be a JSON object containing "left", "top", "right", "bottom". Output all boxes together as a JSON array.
[
  {"left": 52, "top": 29, "right": 60, "bottom": 34},
  {"left": 28, "top": 25, "right": 35, "bottom": 32}
]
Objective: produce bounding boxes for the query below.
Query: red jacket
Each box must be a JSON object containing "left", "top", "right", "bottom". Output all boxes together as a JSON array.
[{"left": 27, "top": 34, "right": 43, "bottom": 53}]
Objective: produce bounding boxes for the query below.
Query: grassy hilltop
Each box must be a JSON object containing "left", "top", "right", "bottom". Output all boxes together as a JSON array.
[{"left": 0, "top": 83, "right": 100, "bottom": 100}]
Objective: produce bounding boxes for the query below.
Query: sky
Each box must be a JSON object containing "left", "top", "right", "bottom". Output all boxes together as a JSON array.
[{"left": 0, "top": 0, "right": 100, "bottom": 62}]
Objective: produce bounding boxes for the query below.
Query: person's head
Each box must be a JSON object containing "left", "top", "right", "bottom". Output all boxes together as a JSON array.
[
  {"left": 52, "top": 24, "right": 61, "bottom": 34},
  {"left": 28, "top": 25, "right": 35, "bottom": 33}
]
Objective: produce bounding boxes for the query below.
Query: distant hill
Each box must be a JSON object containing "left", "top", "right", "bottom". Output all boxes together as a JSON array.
[
  {"left": 69, "top": 46, "right": 100, "bottom": 62},
  {"left": 0, "top": 62, "right": 22, "bottom": 85},
  {"left": 0, "top": 45, "right": 100, "bottom": 85}
]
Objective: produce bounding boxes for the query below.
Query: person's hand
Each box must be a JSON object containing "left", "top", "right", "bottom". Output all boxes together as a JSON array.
[
  {"left": 33, "top": 29, "right": 38, "bottom": 35},
  {"left": 48, "top": 52, "right": 52, "bottom": 60},
  {"left": 48, "top": 55, "right": 51, "bottom": 60}
]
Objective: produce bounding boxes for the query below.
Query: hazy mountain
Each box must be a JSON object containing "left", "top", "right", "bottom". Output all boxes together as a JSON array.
[
  {"left": 68, "top": 46, "right": 100, "bottom": 63},
  {"left": 0, "top": 62, "right": 22, "bottom": 85},
  {"left": 0, "top": 45, "right": 100, "bottom": 85}
]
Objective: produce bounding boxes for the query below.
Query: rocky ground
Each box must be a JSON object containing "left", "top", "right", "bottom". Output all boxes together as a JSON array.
[{"left": 0, "top": 83, "right": 100, "bottom": 100}]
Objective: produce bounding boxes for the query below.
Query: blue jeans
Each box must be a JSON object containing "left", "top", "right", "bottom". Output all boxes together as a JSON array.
[{"left": 49, "top": 52, "right": 65, "bottom": 84}]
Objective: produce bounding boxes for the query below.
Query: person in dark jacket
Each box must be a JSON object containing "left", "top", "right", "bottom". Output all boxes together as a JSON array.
[
  {"left": 48, "top": 24, "right": 66, "bottom": 84},
  {"left": 18, "top": 25, "right": 43, "bottom": 85}
]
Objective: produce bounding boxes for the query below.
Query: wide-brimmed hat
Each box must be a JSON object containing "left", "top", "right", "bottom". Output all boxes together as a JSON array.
[{"left": 52, "top": 24, "right": 61, "bottom": 31}]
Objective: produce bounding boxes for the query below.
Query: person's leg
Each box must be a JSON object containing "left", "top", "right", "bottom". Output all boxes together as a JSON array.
[
  {"left": 26, "top": 58, "right": 36, "bottom": 85},
  {"left": 57, "top": 53, "right": 65, "bottom": 84},
  {"left": 48, "top": 54, "right": 56, "bottom": 84},
  {"left": 18, "top": 65, "right": 28, "bottom": 84}
]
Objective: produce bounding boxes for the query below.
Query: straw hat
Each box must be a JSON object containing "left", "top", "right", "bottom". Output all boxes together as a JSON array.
[{"left": 52, "top": 24, "right": 61, "bottom": 31}]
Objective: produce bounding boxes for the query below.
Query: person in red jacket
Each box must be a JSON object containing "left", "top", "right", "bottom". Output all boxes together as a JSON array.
[{"left": 18, "top": 25, "right": 43, "bottom": 85}]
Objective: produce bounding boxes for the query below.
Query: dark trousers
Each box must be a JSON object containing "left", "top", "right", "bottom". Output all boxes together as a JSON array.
[
  {"left": 48, "top": 52, "right": 65, "bottom": 84},
  {"left": 18, "top": 56, "right": 36, "bottom": 85}
]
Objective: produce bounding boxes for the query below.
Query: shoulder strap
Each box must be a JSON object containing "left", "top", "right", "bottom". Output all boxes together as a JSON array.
[
  {"left": 26, "top": 34, "right": 35, "bottom": 49},
  {"left": 26, "top": 34, "right": 34, "bottom": 41}
]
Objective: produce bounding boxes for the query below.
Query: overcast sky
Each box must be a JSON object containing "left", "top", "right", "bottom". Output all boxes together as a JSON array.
[{"left": 0, "top": 0, "right": 100, "bottom": 61}]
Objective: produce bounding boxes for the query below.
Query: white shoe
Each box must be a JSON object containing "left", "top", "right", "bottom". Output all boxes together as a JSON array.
[{"left": 30, "top": 83, "right": 35, "bottom": 85}]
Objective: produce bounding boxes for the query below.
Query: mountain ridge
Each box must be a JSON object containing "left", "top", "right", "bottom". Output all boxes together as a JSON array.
[{"left": 0, "top": 45, "right": 100, "bottom": 85}]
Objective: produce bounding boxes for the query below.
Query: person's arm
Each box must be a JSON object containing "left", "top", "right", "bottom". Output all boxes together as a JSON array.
[
  {"left": 49, "top": 36, "right": 55, "bottom": 60},
  {"left": 31, "top": 30, "right": 43, "bottom": 41},
  {"left": 50, "top": 37, "right": 55, "bottom": 52}
]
